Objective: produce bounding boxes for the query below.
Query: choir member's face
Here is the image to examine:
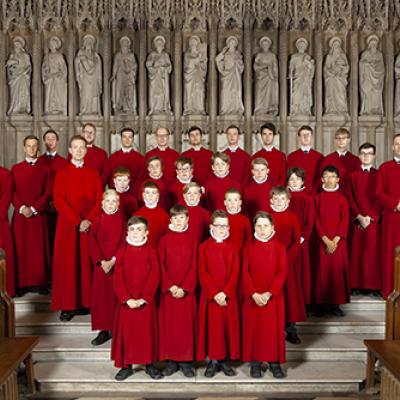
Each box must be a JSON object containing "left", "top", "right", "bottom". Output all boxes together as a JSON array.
[
  {"left": 102, "top": 194, "right": 119, "bottom": 214},
  {"left": 69, "top": 139, "right": 87, "bottom": 162},
  {"left": 82, "top": 125, "right": 96, "bottom": 145},
  {"left": 226, "top": 128, "right": 240, "bottom": 147},
  {"left": 147, "top": 160, "right": 162, "bottom": 178},
  {"left": 252, "top": 163, "right": 269, "bottom": 182},
  {"left": 334, "top": 134, "right": 350, "bottom": 152},
  {"left": 322, "top": 171, "right": 340, "bottom": 189},
  {"left": 188, "top": 129, "right": 202, "bottom": 146},
  {"left": 176, "top": 163, "right": 193, "bottom": 181},
  {"left": 183, "top": 187, "right": 201, "bottom": 206},
  {"left": 43, "top": 133, "right": 58, "bottom": 152},
  {"left": 359, "top": 148, "right": 375, "bottom": 166},
  {"left": 254, "top": 217, "right": 274, "bottom": 240},
  {"left": 142, "top": 188, "right": 159, "bottom": 205},
  {"left": 121, "top": 131, "right": 134, "bottom": 149},
  {"left": 212, "top": 157, "right": 229, "bottom": 177},
  {"left": 24, "top": 138, "right": 39, "bottom": 159},
  {"left": 298, "top": 129, "right": 313, "bottom": 147},
  {"left": 393, "top": 137, "right": 400, "bottom": 158},
  {"left": 224, "top": 193, "right": 242, "bottom": 214},
  {"left": 270, "top": 193, "right": 289, "bottom": 211},
  {"left": 210, "top": 217, "right": 229, "bottom": 239},
  {"left": 171, "top": 213, "right": 189, "bottom": 231},
  {"left": 114, "top": 175, "right": 130, "bottom": 192},
  {"left": 261, "top": 128, "right": 274, "bottom": 146},
  {"left": 127, "top": 223, "right": 148, "bottom": 243},
  {"left": 156, "top": 128, "right": 169, "bottom": 147},
  {"left": 287, "top": 173, "right": 304, "bottom": 190}
]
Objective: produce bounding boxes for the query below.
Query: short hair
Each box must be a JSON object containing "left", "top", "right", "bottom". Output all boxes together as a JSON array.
[
  {"left": 251, "top": 157, "right": 268, "bottom": 167},
  {"left": 297, "top": 125, "right": 313, "bottom": 136},
  {"left": 23, "top": 135, "right": 39, "bottom": 146},
  {"left": 155, "top": 126, "right": 170, "bottom": 135},
  {"left": 322, "top": 165, "right": 340, "bottom": 177},
  {"left": 187, "top": 126, "right": 203, "bottom": 136},
  {"left": 147, "top": 155, "right": 163, "bottom": 167},
  {"left": 69, "top": 135, "right": 87, "bottom": 147},
  {"left": 225, "top": 125, "right": 240, "bottom": 134},
  {"left": 394, "top": 133, "right": 400, "bottom": 141},
  {"left": 128, "top": 216, "right": 148, "bottom": 228},
  {"left": 335, "top": 127, "right": 350, "bottom": 138},
  {"left": 183, "top": 182, "right": 201, "bottom": 194},
  {"left": 82, "top": 122, "right": 96, "bottom": 133},
  {"left": 286, "top": 167, "right": 306, "bottom": 183},
  {"left": 211, "top": 151, "right": 230, "bottom": 165},
  {"left": 120, "top": 127, "right": 135, "bottom": 137},
  {"left": 253, "top": 211, "right": 274, "bottom": 227},
  {"left": 113, "top": 166, "right": 131, "bottom": 178},
  {"left": 359, "top": 142, "right": 376, "bottom": 154},
  {"left": 103, "top": 188, "right": 119, "bottom": 201},
  {"left": 43, "top": 129, "right": 59, "bottom": 140},
  {"left": 175, "top": 156, "right": 193, "bottom": 168},
  {"left": 142, "top": 181, "right": 160, "bottom": 192},
  {"left": 224, "top": 188, "right": 241, "bottom": 198},
  {"left": 170, "top": 204, "right": 189, "bottom": 217},
  {"left": 260, "top": 122, "right": 277, "bottom": 136},
  {"left": 211, "top": 210, "right": 228, "bottom": 224},
  {"left": 270, "top": 185, "right": 291, "bottom": 199}
]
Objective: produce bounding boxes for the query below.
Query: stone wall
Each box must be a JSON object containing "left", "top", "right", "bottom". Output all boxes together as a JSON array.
[{"left": 1, "top": 0, "right": 400, "bottom": 167}]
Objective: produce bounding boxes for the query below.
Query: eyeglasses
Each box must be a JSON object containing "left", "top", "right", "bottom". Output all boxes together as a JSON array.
[{"left": 177, "top": 166, "right": 192, "bottom": 172}]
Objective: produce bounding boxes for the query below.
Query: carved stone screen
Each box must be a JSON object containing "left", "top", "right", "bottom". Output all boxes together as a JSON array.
[{"left": 1, "top": 0, "right": 400, "bottom": 168}]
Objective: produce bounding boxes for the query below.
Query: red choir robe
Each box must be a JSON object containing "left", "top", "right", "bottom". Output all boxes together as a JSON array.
[
  {"left": 168, "top": 178, "right": 189, "bottom": 206},
  {"left": 145, "top": 147, "right": 180, "bottom": 185},
  {"left": 224, "top": 147, "right": 251, "bottom": 188},
  {"left": 226, "top": 212, "right": 252, "bottom": 255},
  {"left": 51, "top": 163, "right": 102, "bottom": 311},
  {"left": 251, "top": 147, "right": 287, "bottom": 186},
  {"left": 314, "top": 189, "right": 350, "bottom": 304},
  {"left": 271, "top": 209, "right": 306, "bottom": 323},
  {"left": 287, "top": 148, "right": 324, "bottom": 196},
  {"left": 135, "top": 175, "right": 168, "bottom": 210},
  {"left": 181, "top": 147, "right": 213, "bottom": 186},
  {"left": 111, "top": 241, "right": 160, "bottom": 367},
  {"left": 117, "top": 191, "right": 138, "bottom": 221},
  {"left": 0, "top": 167, "right": 16, "bottom": 296},
  {"left": 243, "top": 179, "right": 272, "bottom": 221},
  {"left": 242, "top": 238, "right": 288, "bottom": 363},
  {"left": 347, "top": 168, "right": 381, "bottom": 291},
  {"left": 376, "top": 160, "right": 400, "bottom": 298},
  {"left": 11, "top": 160, "right": 51, "bottom": 288},
  {"left": 204, "top": 174, "right": 241, "bottom": 211},
  {"left": 288, "top": 189, "right": 315, "bottom": 304},
  {"left": 197, "top": 237, "right": 240, "bottom": 361},
  {"left": 158, "top": 229, "right": 197, "bottom": 361},
  {"left": 88, "top": 210, "right": 125, "bottom": 331},
  {"left": 134, "top": 205, "right": 169, "bottom": 247},
  {"left": 186, "top": 203, "right": 210, "bottom": 245}
]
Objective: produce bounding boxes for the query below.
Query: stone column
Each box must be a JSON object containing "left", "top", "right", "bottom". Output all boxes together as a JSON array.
[
  {"left": 102, "top": 29, "right": 112, "bottom": 153},
  {"left": 279, "top": 31, "right": 288, "bottom": 152},
  {"left": 208, "top": 15, "right": 218, "bottom": 151},
  {"left": 173, "top": 24, "right": 183, "bottom": 151},
  {"left": 138, "top": 25, "right": 147, "bottom": 154},
  {"left": 32, "top": 30, "right": 42, "bottom": 135},
  {"left": 243, "top": 16, "right": 253, "bottom": 153},
  {"left": 350, "top": 31, "right": 359, "bottom": 153},
  {"left": 384, "top": 31, "right": 394, "bottom": 161},
  {"left": 0, "top": 32, "right": 6, "bottom": 165},
  {"left": 314, "top": 31, "right": 323, "bottom": 152},
  {"left": 67, "top": 29, "right": 76, "bottom": 141}
]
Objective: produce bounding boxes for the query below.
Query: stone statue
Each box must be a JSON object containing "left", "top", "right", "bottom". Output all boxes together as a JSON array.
[
  {"left": 253, "top": 36, "right": 279, "bottom": 116},
  {"left": 42, "top": 36, "right": 68, "bottom": 116},
  {"left": 75, "top": 34, "right": 102, "bottom": 115},
  {"left": 359, "top": 34, "right": 385, "bottom": 116},
  {"left": 395, "top": 48, "right": 400, "bottom": 116},
  {"left": 183, "top": 35, "right": 207, "bottom": 115},
  {"left": 324, "top": 36, "right": 349, "bottom": 115},
  {"left": 111, "top": 36, "right": 137, "bottom": 115},
  {"left": 7, "top": 36, "right": 32, "bottom": 115},
  {"left": 215, "top": 36, "right": 244, "bottom": 115},
  {"left": 289, "top": 37, "right": 315, "bottom": 116},
  {"left": 146, "top": 35, "right": 172, "bottom": 115}
]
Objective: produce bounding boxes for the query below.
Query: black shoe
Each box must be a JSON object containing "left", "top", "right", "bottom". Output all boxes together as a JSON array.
[
  {"left": 286, "top": 332, "right": 301, "bottom": 344},
  {"left": 91, "top": 330, "right": 111, "bottom": 346},
  {"left": 16, "top": 287, "right": 29, "bottom": 297},
  {"left": 351, "top": 289, "right": 361, "bottom": 296},
  {"left": 59, "top": 310, "right": 75, "bottom": 322},
  {"left": 145, "top": 364, "right": 162, "bottom": 380},
  {"left": 314, "top": 305, "right": 325, "bottom": 317},
  {"left": 204, "top": 360, "right": 220, "bottom": 377},
  {"left": 250, "top": 362, "right": 262, "bottom": 378},
  {"left": 115, "top": 367, "right": 133, "bottom": 381},
  {"left": 75, "top": 308, "right": 90, "bottom": 315},
  {"left": 269, "top": 363, "right": 285, "bottom": 378},
  {"left": 220, "top": 360, "right": 236, "bottom": 376},
  {"left": 369, "top": 291, "right": 382, "bottom": 298},
  {"left": 162, "top": 361, "right": 178, "bottom": 376},
  {"left": 179, "top": 362, "right": 195, "bottom": 377},
  {"left": 38, "top": 287, "right": 50, "bottom": 295},
  {"left": 331, "top": 305, "right": 345, "bottom": 317}
]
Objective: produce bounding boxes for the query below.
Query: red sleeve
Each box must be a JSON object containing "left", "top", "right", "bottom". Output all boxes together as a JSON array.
[
  {"left": 88, "top": 218, "right": 106, "bottom": 265},
  {"left": 315, "top": 196, "right": 326, "bottom": 239},
  {"left": 198, "top": 244, "right": 219, "bottom": 301},
  {"left": 180, "top": 240, "right": 198, "bottom": 294},
  {"left": 336, "top": 196, "right": 349, "bottom": 239},
  {"left": 287, "top": 215, "right": 301, "bottom": 265},
  {"left": 346, "top": 174, "right": 361, "bottom": 217},
  {"left": 113, "top": 248, "right": 132, "bottom": 304},
  {"left": 141, "top": 248, "right": 160, "bottom": 303},
  {"left": 267, "top": 246, "right": 289, "bottom": 297},
  {"left": 242, "top": 245, "right": 256, "bottom": 299},
  {"left": 223, "top": 248, "right": 240, "bottom": 298},
  {"left": 31, "top": 166, "right": 51, "bottom": 213},
  {"left": 278, "top": 153, "right": 288, "bottom": 186},
  {"left": 376, "top": 166, "right": 398, "bottom": 211},
  {"left": 86, "top": 172, "right": 103, "bottom": 222},
  {"left": 11, "top": 168, "right": 24, "bottom": 211},
  {"left": 100, "top": 155, "right": 110, "bottom": 188},
  {"left": 302, "top": 198, "right": 315, "bottom": 240},
  {"left": 243, "top": 218, "right": 253, "bottom": 247},
  {"left": 0, "top": 170, "right": 12, "bottom": 221},
  {"left": 158, "top": 237, "right": 174, "bottom": 293}
]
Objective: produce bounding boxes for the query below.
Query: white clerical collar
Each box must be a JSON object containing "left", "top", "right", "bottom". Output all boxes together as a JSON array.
[
  {"left": 71, "top": 159, "right": 84, "bottom": 168},
  {"left": 87, "top": 144, "right": 94, "bottom": 148},
  {"left": 322, "top": 184, "right": 339, "bottom": 192},
  {"left": 361, "top": 164, "right": 373, "bottom": 172},
  {"left": 263, "top": 145, "right": 274, "bottom": 152},
  {"left": 253, "top": 175, "right": 268, "bottom": 184},
  {"left": 254, "top": 230, "right": 275, "bottom": 243},
  {"left": 144, "top": 200, "right": 158, "bottom": 209},
  {"left": 394, "top": 156, "right": 400, "bottom": 163},
  {"left": 46, "top": 151, "right": 57, "bottom": 157},
  {"left": 177, "top": 175, "right": 192, "bottom": 184},
  {"left": 185, "top": 199, "right": 200, "bottom": 207},
  {"left": 122, "top": 147, "right": 133, "bottom": 154},
  {"left": 227, "top": 207, "right": 241, "bottom": 215},
  {"left": 168, "top": 224, "right": 189, "bottom": 233},
  {"left": 210, "top": 229, "right": 229, "bottom": 243},
  {"left": 25, "top": 157, "right": 37, "bottom": 165},
  {"left": 228, "top": 145, "right": 239, "bottom": 152},
  {"left": 213, "top": 170, "right": 229, "bottom": 179},
  {"left": 336, "top": 150, "right": 348, "bottom": 157},
  {"left": 149, "top": 173, "right": 163, "bottom": 179},
  {"left": 270, "top": 203, "right": 289, "bottom": 213},
  {"left": 157, "top": 146, "right": 168, "bottom": 151},
  {"left": 102, "top": 207, "right": 119, "bottom": 215},
  {"left": 126, "top": 236, "right": 148, "bottom": 247},
  {"left": 300, "top": 145, "right": 312, "bottom": 152},
  {"left": 116, "top": 186, "right": 130, "bottom": 194},
  {"left": 288, "top": 186, "right": 306, "bottom": 192},
  {"left": 192, "top": 145, "right": 202, "bottom": 151}
]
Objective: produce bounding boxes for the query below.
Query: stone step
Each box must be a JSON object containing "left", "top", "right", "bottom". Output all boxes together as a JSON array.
[{"left": 35, "top": 360, "right": 365, "bottom": 395}]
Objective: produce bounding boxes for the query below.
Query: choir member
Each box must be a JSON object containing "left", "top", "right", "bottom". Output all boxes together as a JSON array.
[
  {"left": 376, "top": 134, "right": 400, "bottom": 299},
  {"left": 52, "top": 135, "right": 102, "bottom": 321},
  {"left": 158, "top": 205, "right": 197, "bottom": 377},
  {"left": 314, "top": 166, "right": 350, "bottom": 316},
  {"left": 251, "top": 123, "right": 287, "bottom": 186},
  {"left": 111, "top": 216, "right": 162, "bottom": 380},
  {"left": 181, "top": 126, "right": 213, "bottom": 185},
  {"left": 168, "top": 157, "right": 194, "bottom": 206},
  {"left": 287, "top": 125, "right": 323, "bottom": 196},
  {"left": 12, "top": 135, "right": 51, "bottom": 295},
  {"left": 88, "top": 190, "right": 125, "bottom": 346},
  {"left": 112, "top": 167, "right": 138, "bottom": 220},
  {"left": 242, "top": 212, "right": 288, "bottom": 378},
  {"left": 197, "top": 210, "right": 240, "bottom": 377}
]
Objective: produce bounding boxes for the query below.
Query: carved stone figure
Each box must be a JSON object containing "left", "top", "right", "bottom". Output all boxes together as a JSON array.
[
  {"left": 146, "top": 35, "right": 172, "bottom": 115},
  {"left": 215, "top": 36, "right": 244, "bottom": 115},
  {"left": 289, "top": 37, "right": 315, "bottom": 116},
  {"left": 253, "top": 36, "right": 279, "bottom": 116},
  {"left": 183, "top": 36, "right": 207, "bottom": 115},
  {"left": 395, "top": 48, "right": 400, "bottom": 116},
  {"left": 359, "top": 34, "right": 385, "bottom": 116},
  {"left": 324, "top": 36, "right": 349, "bottom": 115},
  {"left": 7, "top": 36, "right": 32, "bottom": 115},
  {"left": 111, "top": 36, "right": 137, "bottom": 114},
  {"left": 42, "top": 36, "right": 68, "bottom": 116},
  {"left": 75, "top": 34, "right": 102, "bottom": 115}
]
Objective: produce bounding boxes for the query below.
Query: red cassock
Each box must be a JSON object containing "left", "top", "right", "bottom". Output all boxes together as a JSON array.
[
  {"left": 186, "top": 204, "right": 210, "bottom": 245},
  {"left": 197, "top": 238, "right": 240, "bottom": 361},
  {"left": 11, "top": 160, "right": 51, "bottom": 288},
  {"left": 111, "top": 242, "right": 160, "bottom": 367},
  {"left": 243, "top": 179, "right": 272, "bottom": 221},
  {"left": 0, "top": 167, "right": 16, "bottom": 296},
  {"left": 135, "top": 175, "right": 168, "bottom": 210},
  {"left": 118, "top": 191, "right": 138, "bottom": 221},
  {"left": 376, "top": 160, "right": 400, "bottom": 298},
  {"left": 224, "top": 147, "right": 251, "bottom": 188},
  {"left": 242, "top": 238, "right": 288, "bottom": 363},
  {"left": 226, "top": 212, "right": 252, "bottom": 254},
  {"left": 88, "top": 211, "right": 125, "bottom": 331},
  {"left": 287, "top": 149, "right": 324, "bottom": 196},
  {"left": 347, "top": 168, "right": 381, "bottom": 291},
  {"left": 168, "top": 179, "right": 187, "bottom": 206},
  {"left": 288, "top": 189, "right": 315, "bottom": 304},
  {"left": 204, "top": 175, "right": 241, "bottom": 211},
  {"left": 145, "top": 147, "right": 180, "bottom": 185},
  {"left": 314, "top": 190, "right": 350, "bottom": 304},
  {"left": 181, "top": 147, "right": 213, "bottom": 186},
  {"left": 251, "top": 147, "right": 287, "bottom": 186},
  {"left": 134, "top": 205, "right": 169, "bottom": 247},
  {"left": 270, "top": 209, "right": 306, "bottom": 322},
  {"left": 158, "top": 230, "right": 197, "bottom": 361},
  {"left": 51, "top": 164, "right": 102, "bottom": 311}
]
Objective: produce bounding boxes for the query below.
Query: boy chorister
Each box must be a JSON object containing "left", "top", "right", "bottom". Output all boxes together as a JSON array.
[
  {"left": 242, "top": 212, "right": 288, "bottom": 379},
  {"left": 197, "top": 210, "right": 240, "bottom": 377},
  {"left": 112, "top": 216, "right": 162, "bottom": 380},
  {"left": 88, "top": 190, "right": 125, "bottom": 346},
  {"left": 169, "top": 157, "right": 194, "bottom": 206},
  {"left": 158, "top": 205, "right": 197, "bottom": 377},
  {"left": 113, "top": 167, "right": 138, "bottom": 220}
]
